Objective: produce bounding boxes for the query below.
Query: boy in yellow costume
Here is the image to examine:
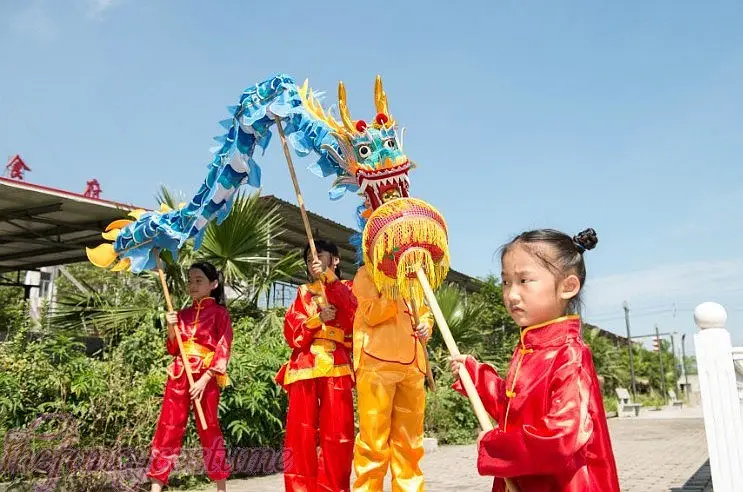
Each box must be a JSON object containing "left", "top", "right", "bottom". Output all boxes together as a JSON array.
[{"left": 352, "top": 264, "right": 433, "bottom": 492}]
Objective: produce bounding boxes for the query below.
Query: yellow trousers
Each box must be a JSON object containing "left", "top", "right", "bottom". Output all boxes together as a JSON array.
[{"left": 353, "top": 356, "right": 426, "bottom": 492}]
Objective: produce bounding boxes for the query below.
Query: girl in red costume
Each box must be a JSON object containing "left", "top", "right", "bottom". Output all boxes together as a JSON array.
[
  {"left": 450, "top": 228, "right": 620, "bottom": 492},
  {"left": 148, "top": 262, "right": 232, "bottom": 492},
  {"left": 276, "top": 240, "right": 358, "bottom": 492}
]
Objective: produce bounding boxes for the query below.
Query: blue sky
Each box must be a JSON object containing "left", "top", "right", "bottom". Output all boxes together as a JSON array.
[{"left": 2, "top": 0, "right": 743, "bottom": 351}]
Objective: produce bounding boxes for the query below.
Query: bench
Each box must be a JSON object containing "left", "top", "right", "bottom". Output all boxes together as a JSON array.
[
  {"left": 616, "top": 387, "right": 641, "bottom": 417},
  {"left": 668, "top": 390, "right": 684, "bottom": 408}
]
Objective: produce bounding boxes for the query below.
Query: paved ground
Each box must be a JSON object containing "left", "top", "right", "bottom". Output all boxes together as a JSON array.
[
  {"left": 172, "top": 406, "right": 710, "bottom": 492},
  {"left": 610, "top": 409, "right": 709, "bottom": 492}
]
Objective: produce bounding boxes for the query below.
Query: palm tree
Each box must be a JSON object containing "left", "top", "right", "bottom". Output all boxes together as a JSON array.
[
  {"left": 429, "top": 284, "right": 484, "bottom": 353},
  {"left": 582, "top": 325, "right": 629, "bottom": 395},
  {"left": 196, "top": 192, "right": 304, "bottom": 306},
  {"left": 427, "top": 283, "right": 487, "bottom": 377}
]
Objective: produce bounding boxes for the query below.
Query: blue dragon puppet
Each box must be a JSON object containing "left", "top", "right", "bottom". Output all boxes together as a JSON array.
[{"left": 87, "top": 74, "right": 449, "bottom": 304}]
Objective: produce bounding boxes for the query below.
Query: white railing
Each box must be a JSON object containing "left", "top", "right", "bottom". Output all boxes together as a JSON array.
[
  {"left": 694, "top": 301, "right": 743, "bottom": 491},
  {"left": 733, "top": 348, "right": 743, "bottom": 417}
]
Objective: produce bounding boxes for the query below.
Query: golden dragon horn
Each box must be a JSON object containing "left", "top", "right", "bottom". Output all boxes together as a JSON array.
[
  {"left": 338, "top": 81, "right": 357, "bottom": 134},
  {"left": 374, "top": 75, "right": 394, "bottom": 125}
]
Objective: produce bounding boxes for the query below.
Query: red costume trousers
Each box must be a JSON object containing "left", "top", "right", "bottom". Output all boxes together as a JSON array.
[
  {"left": 147, "top": 372, "right": 231, "bottom": 485},
  {"left": 284, "top": 375, "right": 355, "bottom": 492}
]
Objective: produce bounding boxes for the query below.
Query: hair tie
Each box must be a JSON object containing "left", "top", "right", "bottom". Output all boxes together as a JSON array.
[{"left": 572, "top": 227, "right": 597, "bottom": 253}]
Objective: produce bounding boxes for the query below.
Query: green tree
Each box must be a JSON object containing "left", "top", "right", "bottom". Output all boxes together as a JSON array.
[
  {"left": 196, "top": 192, "right": 304, "bottom": 306},
  {"left": 683, "top": 355, "right": 697, "bottom": 375},
  {"left": 424, "top": 275, "right": 519, "bottom": 444},
  {"left": 426, "top": 283, "right": 486, "bottom": 374},
  {"left": 469, "top": 275, "right": 520, "bottom": 373},
  {"left": 582, "top": 324, "right": 628, "bottom": 396},
  {"left": 0, "top": 281, "right": 25, "bottom": 339}
]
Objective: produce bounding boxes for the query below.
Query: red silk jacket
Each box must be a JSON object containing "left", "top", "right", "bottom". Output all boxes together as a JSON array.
[
  {"left": 454, "top": 315, "right": 620, "bottom": 492},
  {"left": 167, "top": 297, "right": 233, "bottom": 388},
  {"left": 276, "top": 269, "right": 357, "bottom": 387}
]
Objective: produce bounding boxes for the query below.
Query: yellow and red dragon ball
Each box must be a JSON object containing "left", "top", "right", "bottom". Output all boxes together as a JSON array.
[{"left": 362, "top": 197, "right": 450, "bottom": 305}]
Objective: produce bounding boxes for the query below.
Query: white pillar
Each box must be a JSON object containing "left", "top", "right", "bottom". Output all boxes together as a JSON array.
[{"left": 694, "top": 302, "right": 743, "bottom": 491}]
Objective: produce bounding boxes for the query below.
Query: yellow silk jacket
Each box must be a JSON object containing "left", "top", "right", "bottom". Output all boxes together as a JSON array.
[{"left": 352, "top": 265, "right": 434, "bottom": 373}]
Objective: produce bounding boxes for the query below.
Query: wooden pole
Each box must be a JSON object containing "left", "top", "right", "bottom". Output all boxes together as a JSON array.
[
  {"left": 273, "top": 115, "right": 318, "bottom": 259},
  {"left": 272, "top": 115, "right": 328, "bottom": 302},
  {"left": 415, "top": 267, "right": 519, "bottom": 492},
  {"left": 408, "top": 283, "right": 436, "bottom": 392},
  {"left": 155, "top": 253, "right": 208, "bottom": 431}
]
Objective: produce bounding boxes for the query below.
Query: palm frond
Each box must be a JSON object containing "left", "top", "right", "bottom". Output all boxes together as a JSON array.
[
  {"left": 195, "top": 191, "right": 304, "bottom": 303},
  {"left": 197, "top": 192, "right": 283, "bottom": 282},
  {"left": 49, "top": 290, "right": 157, "bottom": 340},
  {"left": 154, "top": 185, "right": 186, "bottom": 210},
  {"left": 245, "top": 251, "right": 305, "bottom": 306},
  {"left": 428, "top": 283, "right": 487, "bottom": 358}
]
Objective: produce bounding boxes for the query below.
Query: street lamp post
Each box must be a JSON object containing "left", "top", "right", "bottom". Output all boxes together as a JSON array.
[{"left": 623, "top": 301, "right": 638, "bottom": 397}]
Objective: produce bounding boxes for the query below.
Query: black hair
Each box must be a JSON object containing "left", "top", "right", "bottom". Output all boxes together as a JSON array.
[
  {"left": 189, "top": 261, "right": 225, "bottom": 306},
  {"left": 500, "top": 228, "right": 598, "bottom": 314},
  {"left": 303, "top": 239, "right": 342, "bottom": 279}
]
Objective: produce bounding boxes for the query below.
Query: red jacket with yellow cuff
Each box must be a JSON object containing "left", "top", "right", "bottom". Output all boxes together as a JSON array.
[{"left": 275, "top": 269, "right": 357, "bottom": 388}]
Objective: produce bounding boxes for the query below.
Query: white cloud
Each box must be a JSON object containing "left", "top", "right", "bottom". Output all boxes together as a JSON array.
[
  {"left": 10, "top": 5, "right": 58, "bottom": 41},
  {"left": 583, "top": 259, "right": 743, "bottom": 351},
  {"left": 86, "top": 0, "right": 120, "bottom": 18},
  {"left": 9, "top": 0, "right": 124, "bottom": 39},
  {"left": 584, "top": 259, "right": 743, "bottom": 316}
]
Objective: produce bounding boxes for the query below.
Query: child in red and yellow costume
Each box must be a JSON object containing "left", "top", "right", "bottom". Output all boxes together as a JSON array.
[
  {"left": 276, "top": 240, "right": 358, "bottom": 492},
  {"left": 450, "top": 229, "right": 620, "bottom": 492},
  {"left": 147, "top": 262, "right": 232, "bottom": 492}
]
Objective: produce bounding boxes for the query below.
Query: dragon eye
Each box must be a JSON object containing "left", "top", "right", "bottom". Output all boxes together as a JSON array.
[
  {"left": 357, "top": 145, "right": 372, "bottom": 159},
  {"left": 384, "top": 138, "right": 397, "bottom": 149}
]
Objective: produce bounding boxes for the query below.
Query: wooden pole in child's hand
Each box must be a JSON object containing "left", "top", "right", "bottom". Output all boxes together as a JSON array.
[
  {"left": 408, "top": 283, "right": 436, "bottom": 392},
  {"left": 414, "top": 268, "right": 491, "bottom": 427},
  {"left": 415, "top": 268, "right": 519, "bottom": 492},
  {"left": 155, "top": 253, "right": 209, "bottom": 431},
  {"left": 273, "top": 114, "right": 328, "bottom": 303}
]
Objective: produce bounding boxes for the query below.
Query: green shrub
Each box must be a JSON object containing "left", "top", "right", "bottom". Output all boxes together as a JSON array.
[
  {"left": 637, "top": 392, "right": 665, "bottom": 410},
  {"left": 0, "top": 307, "right": 291, "bottom": 490},
  {"left": 603, "top": 396, "right": 618, "bottom": 414},
  {"left": 220, "top": 310, "right": 290, "bottom": 451},
  {"left": 424, "top": 370, "right": 479, "bottom": 445}
]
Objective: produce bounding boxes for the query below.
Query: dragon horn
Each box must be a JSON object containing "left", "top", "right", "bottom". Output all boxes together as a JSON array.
[
  {"left": 374, "top": 75, "right": 394, "bottom": 125},
  {"left": 338, "top": 81, "right": 357, "bottom": 134}
]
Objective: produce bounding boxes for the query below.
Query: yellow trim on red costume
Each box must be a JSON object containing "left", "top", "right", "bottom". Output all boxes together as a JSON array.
[
  {"left": 520, "top": 314, "right": 580, "bottom": 343},
  {"left": 167, "top": 338, "right": 230, "bottom": 389},
  {"left": 192, "top": 296, "right": 214, "bottom": 331},
  {"left": 321, "top": 267, "right": 338, "bottom": 284},
  {"left": 305, "top": 313, "right": 323, "bottom": 329},
  {"left": 314, "top": 325, "right": 352, "bottom": 348},
  {"left": 282, "top": 363, "right": 353, "bottom": 386}
]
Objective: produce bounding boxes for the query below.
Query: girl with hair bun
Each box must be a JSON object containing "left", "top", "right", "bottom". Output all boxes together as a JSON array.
[{"left": 450, "top": 228, "right": 620, "bottom": 492}]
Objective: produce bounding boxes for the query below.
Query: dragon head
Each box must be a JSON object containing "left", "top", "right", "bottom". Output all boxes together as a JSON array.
[
  {"left": 299, "top": 76, "right": 411, "bottom": 217},
  {"left": 298, "top": 76, "right": 449, "bottom": 300}
]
